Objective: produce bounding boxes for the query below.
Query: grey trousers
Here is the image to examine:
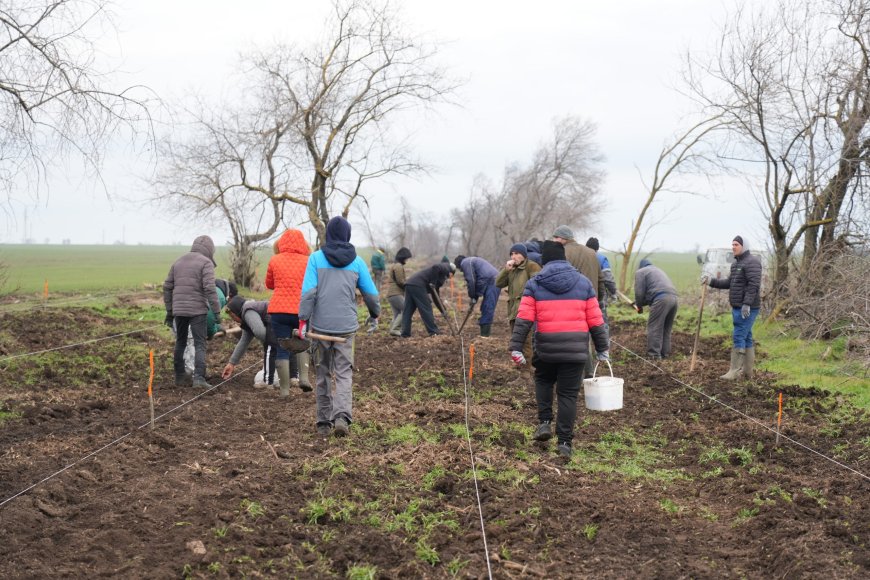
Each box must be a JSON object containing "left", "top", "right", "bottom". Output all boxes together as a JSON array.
[
  {"left": 313, "top": 334, "right": 355, "bottom": 425},
  {"left": 388, "top": 295, "right": 404, "bottom": 335},
  {"left": 647, "top": 294, "right": 678, "bottom": 358}
]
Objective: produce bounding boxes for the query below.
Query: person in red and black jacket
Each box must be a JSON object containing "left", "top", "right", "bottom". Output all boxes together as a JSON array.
[{"left": 508, "top": 240, "right": 610, "bottom": 458}]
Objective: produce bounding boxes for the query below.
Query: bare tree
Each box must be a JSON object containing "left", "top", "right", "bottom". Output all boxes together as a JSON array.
[
  {"left": 685, "top": 0, "right": 870, "bottom": 296},
  {"left": 0, "top": 0, "right": 152, "bottom": 199},
  {"left": 616, "top": 116, "right": 726, "bottom": 291},
  {"left": 243, "top": 0, "right": 456, "bottom": 245},
  {"left": 452, "top": 116, "right": 605, "bottom": 264}
]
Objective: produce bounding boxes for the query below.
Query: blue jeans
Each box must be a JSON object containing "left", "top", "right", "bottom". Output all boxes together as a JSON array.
[
  {"left": 270, "top": 312, "right": 299, "bottom": 360},
  {"left": 731, "top": 307, "right": 759, "bottom": 349}
]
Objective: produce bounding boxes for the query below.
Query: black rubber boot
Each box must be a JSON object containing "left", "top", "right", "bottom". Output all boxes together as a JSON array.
[{"left": 480, "top": 324, "right": 492, "bottom": 337}]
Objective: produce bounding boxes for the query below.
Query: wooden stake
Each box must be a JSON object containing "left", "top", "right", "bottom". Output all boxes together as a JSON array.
[
  {"left": 689, "top": 283, "right": 708, "bottom": 372},
  {"left": 148, "top": 349, "right": 155, "bottom": 430},
  {"left": 43, "top": 279, "right": 49, "bottom": 300}
]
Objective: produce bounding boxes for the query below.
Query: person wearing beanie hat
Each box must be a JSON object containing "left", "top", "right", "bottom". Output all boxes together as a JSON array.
[
  {"left": 265, "top": 229, "right": 311, "bottom": 396},
  {"left": 509, "top": 238, "right": 610, "bottom": 459},
  {"left": 586, "top": 236, "right": 617, "bottom": 318},
  {"left": 524, "top": 239, "right": 543, "bottom": 265},
  {"left": 164, "top": 235, "right": 223, "bottom": 388},
  {"left": 553, "top": 228, "right": 605, "bottom": 375},
  {"left": 454, "top": 255, "right": 500, "bottom": 337},
  {"left": 634, "top": 258, "right": 679, "bottom": 360},
  {"left": 221, "top": 298, "right": 280, "bottom": 389},
  {"left": 496, "top": 242, "right": 542, "bottom": 330},
  {"left": 401, "top": 261, "right": 454, "bottom": 337},
  {"left": 585, "top": 237, "right": 599, "bottom": 251},
  {"left": 370, "top": 247, "right": 386, "bottom": 294},
  {"left": 386, "top": 247, "right": 413, "bottom": 336},
  {"left": 300, "top": 215, "right": 380, "bottom": 437},
  {"left": 704, "top": 235, "right": 763, "bottom": 380}
]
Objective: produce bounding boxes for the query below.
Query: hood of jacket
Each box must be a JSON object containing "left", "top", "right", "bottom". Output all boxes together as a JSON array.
[
  {"left": 536, "top": 260, "right": 579, "bottom": 295},
  {"left": 395, "top": 247, "right": 412, "bottom": 264},
  {"left": 276, "top": 229, "right": 311, "bottom": 257},
  {"left": 323, "top": 242, "right": 357, "bottom": 268},
  {"left": 191, "top": 235, "right": 216, "bottom": 265}
]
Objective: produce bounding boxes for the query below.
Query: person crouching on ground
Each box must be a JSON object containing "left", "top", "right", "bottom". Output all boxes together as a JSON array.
[
  {"left": 299, "top": 216, "right": 380, "bottom": 437},
  {"left": 163, "top": 235, "right": 222, "bottom": 389},
  {"left": 703, "top": 235, "right": 762, "bottom": 380},
  {"left": 508, "top": 240, "right": 610, "bottom": 458},
  {"left": 454, "top": 255, "right": 500, "bottom": 337},
  {"left": 634, "top": 258, "right": 679, "bottom": 360},
  {"left": 222, "top": 296, "right": 279, "bottom": 386}
]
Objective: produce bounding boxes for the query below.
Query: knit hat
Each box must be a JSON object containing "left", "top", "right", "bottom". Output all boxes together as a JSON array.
[
  {"left": 454, "top": 255, "right": 466, "bottom": 269},
  {"left": 733, "top": 235, "right": 744, "bottom": 247},
  {"left": 509, "top": 243, "right": 528, "bottom": 258},
  {"left": 639, "top": 258, "right": 652, "bottom": 269},
  {"left": 227, "top": 296, "right": 247, "bottom": 318},
  {"left": 553, "top": 225, "right": 574, "bottom": 240},
  {"left": 449, "top": 263, "right": 457, "bottom": 274},
  {"left": 395, "top": 247, "right": 412, "bottom": 264},
  {"left": 325, "top": 216, "right": 352, "bottom": 243},
  {"left": 541, "top": 240, "right": 566, "bottom": 265},
  {"left": 586, "top": 237, "right": 600, "bottom": 251}
]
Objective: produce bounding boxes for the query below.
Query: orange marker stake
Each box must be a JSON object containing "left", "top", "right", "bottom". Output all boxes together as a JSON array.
[
  {"left": 148, "top": 349, "right": 155, "bottom": 429},
  {"left": 775, "top": 391, "right": 783, "bottom": 446},
  {"left": 469, "top": 343, "right": 475, "bottom": 382},
  {"left": 43, "top": 279, "right": 48, "bottom": 300}
]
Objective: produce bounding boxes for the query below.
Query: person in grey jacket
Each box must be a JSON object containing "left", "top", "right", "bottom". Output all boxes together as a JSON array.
[
  {"left": 299, "top": 216, "right": 380, "bottom": 437},
  {"left": 221, "top": 297, "right": 278, "bottom": 385},
  {"left": 634, "top": 258, "right": 679, "bottom": 359},
  {"left": 704, "top": 235, "right": 763, "bottom": 380},
  {"left": 163, "top": 235, "right": 222, "bottom": 388}
]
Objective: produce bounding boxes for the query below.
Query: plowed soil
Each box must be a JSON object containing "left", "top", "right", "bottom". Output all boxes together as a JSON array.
[{"left": 0, "top": 295, "right": 868, "bottom": 578}]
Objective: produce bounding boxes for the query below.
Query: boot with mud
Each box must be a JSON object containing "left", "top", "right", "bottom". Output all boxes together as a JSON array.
[
  {"left": 742, "top": 346, "right": 755, "bottom": 380},
  {"left": 276, "top": 359, "right": 292, "bottom": 397},
  {"left": 720, "top": 348, "right": 745, "bottom": 381},
  {"left": 479, "top": 324, "right": 492, "bottom": 338},
  {"left": 296, "top": 351, "right": 313, "bottom": 392}
]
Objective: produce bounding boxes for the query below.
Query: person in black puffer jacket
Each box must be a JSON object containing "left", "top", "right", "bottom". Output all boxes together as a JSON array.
[{"left": 705, "top": 235, "right": 763, "bottom": 380}]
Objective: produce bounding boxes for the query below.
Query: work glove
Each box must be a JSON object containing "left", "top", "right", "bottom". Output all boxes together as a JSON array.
[
  {"left": 596, "top": 350, "right": 610, "bottom": 362},
  {"left": 510, "top": 351, "right": 526, "bottom": 366},
  {"left": 631, "top": 303, "right": 643, "bottom": 315},
  {"left": 365, "top": 316, "right": 378, "bottom": 334},
  {"left": 164, "top": 311, "right": 174, "bottom": 328},
  {"left": 741, "top": 304, "right": 751, "bottom": 319},
  {"left": 298, "top": 320, "right": 308, "bottom": 340}
]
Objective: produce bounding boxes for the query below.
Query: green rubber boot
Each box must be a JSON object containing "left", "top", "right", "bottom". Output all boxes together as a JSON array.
[
  {"left": 480, "top": 324, "right": 492, "bottom": 337},
  {"left": 277, "top": 358, "right": 291, "bottom": 397},
  {"left": 296, "top": 351, "right": 312, "bottom": 392},
  {"left": 742, "top": 346, "right": 755, "bottom": 380},
  {"left": 720, "top": 348, "right": 745, "bottom": 381}
]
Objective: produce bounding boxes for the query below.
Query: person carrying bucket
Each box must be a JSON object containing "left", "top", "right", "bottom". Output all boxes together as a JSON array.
[{"left": 508, "top": 240, "right": 610, "bottom": 458}]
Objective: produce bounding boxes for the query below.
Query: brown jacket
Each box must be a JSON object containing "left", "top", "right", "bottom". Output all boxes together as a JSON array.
[
  {"left": 386, "top": 262, "right": 407, "bottom": 297},
  {"left": 563, "top": 240, "right": 605, "bottom": 300},
  {"left": 495, "top": 259, "right": 542, "bottom": 321}
]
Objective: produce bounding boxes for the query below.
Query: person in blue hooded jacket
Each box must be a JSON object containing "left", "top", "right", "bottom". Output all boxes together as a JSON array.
[
  {"left": 454, "top": 255, "right": 500, "bottom": 337},
  {"left": 299, "top": 216, "right": 380, "bottom": 438}
]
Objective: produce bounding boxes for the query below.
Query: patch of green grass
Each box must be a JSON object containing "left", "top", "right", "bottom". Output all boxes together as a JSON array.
[
  {"left": 346, "top": 564, "right": 378, "bottom": 580},
  {"left": 446, "top": 423, "right": 469, "bottom": 438},
  {"left": 422, "top": 466, "right": 447, "bottom": 491},
  {"left": 699, "top": 506, "right": 719, "bottom": 521},
  {"left": 582, "top": 523, "right": 599, "bottom": 541},
  {"left": 240, "top": 498, "right": 265, "bottom": 519},
  {"left": 570, "top": 429, "right": 687, "bottom": 482},
  {"left": 446, "top": 557, "right": 469, "bottom": 577},
  {"left": 213, "top": 525, "right": 229, "bottom": 538},
  {"left": 0, "top": 407, "right": 21, "bottom": 424},
  {"left": 415, "top": 539, "right": 439, "bottom": 566},
  {"left": 733, "top": 507, "right": 760, "bottom": 526},
  {"left": 801, "top": 487, "right": 828, "bottom": 507},
  {"left": 303, "top": 495, "right": 337, "bottom": 524},
  {"left": 386, "top": 424, "right": 438, "bottom": 445},
  {"left": 207, "top": 562, "right": 221, "bottom": 573},
  {"left": 659, "top": 498, "right": 683, "bottom": 515}
]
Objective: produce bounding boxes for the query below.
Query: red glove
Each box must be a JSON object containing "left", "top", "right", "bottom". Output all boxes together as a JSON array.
[
  {"left": 298, "top": 320, "right": 307, "bottom": 340},
  {"left": 510, "top": 351, "right": 526, "bottom": 366}
]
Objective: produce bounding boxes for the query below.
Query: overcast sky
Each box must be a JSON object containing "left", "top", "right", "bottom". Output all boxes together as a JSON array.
[{"left": 2, "top": 0, "right": 765, "bottom": 252}]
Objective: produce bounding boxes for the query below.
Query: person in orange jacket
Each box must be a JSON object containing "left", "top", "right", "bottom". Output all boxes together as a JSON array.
[{"left": 265, "top": 229, "right": 311, "bottom": 396}]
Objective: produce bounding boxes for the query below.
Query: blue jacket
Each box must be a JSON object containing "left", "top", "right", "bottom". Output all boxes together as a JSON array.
[
  {"left": 299, "top": 242, "right": 380, "bottom": 334},
  {"left": 458, "top": 257, "right": 498, "bottom": 299}
]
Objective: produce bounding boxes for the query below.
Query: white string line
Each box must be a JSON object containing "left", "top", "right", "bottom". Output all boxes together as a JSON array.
[
  {"left": 0, "top": 324, "right": 164, "bottom": 364},
  {"left": 610, "top": 339, "right": 870, "bottom": 483},
  {"left": 453, "top": 308, "right": 494, "bottom": 580},
  {"left": 0, "top": 362, "right": 259, "bottom": 509}
]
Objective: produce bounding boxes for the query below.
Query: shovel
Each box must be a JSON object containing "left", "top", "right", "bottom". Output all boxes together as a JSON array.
[
  {"left": 689, "top": 283, "right": 708, "bottom": 372},
  {"left": 457, "top": 305, "right": 476, "bottom": 333},
  {"left": 277, "top": 329, "right": 347, "bottom": 354},
  {"left": 430, "top": 290, "right": 459, "bottom": 335},
  {"left": 615, "top": 290, "right": 642, "bottom": 313}
]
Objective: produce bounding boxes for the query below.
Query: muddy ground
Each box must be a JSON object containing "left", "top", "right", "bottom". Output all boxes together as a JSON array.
[{"left": 0, "top": 294, "right": 868, "bottom": 578}]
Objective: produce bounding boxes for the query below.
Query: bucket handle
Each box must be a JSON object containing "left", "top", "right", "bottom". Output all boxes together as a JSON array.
[{"left": 591, "top": 359, "right": 614, "bottom": 379}]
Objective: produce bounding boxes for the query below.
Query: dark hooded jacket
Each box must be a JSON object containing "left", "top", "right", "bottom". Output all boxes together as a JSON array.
[
  {"left": 406, "top": 262, "right": 453, "bottom": 293},
  {"left": 509, "top": 260, "right": 608, "bottom": 364},
  {"left": 710, "top": 249, "right": 763, "bottom": 309},
  {"left": 163, "top": 235, "right": 221, "bottom": 317},
  {"left": 386, "top": 247, "right": 412, "bottom": 298}
]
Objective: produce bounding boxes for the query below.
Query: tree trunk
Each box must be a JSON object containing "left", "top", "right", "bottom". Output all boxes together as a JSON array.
[{"left": 230, "top": 239, "right": 259, "bottom": 288}]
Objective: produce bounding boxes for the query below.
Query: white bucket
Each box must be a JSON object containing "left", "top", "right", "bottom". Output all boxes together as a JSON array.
[{"left": 583, "top": 360, "right": 624, "bottom": 411}]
